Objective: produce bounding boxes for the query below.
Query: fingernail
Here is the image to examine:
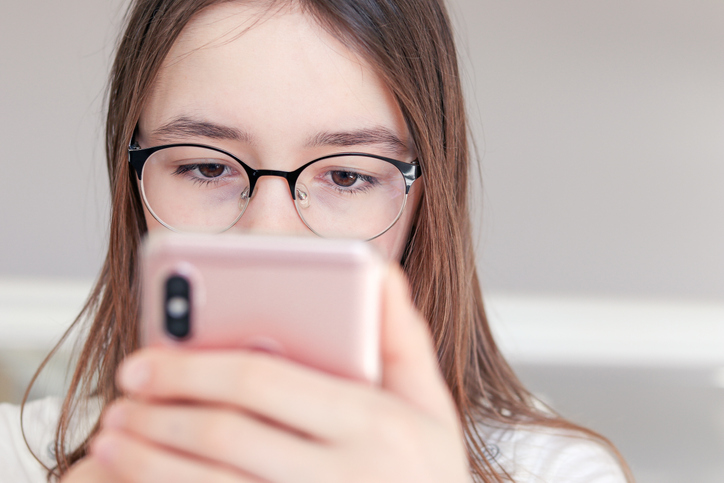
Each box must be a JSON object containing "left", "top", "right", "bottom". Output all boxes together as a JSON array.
[
  {"left": 102, "top": 403, "right": 126, "bottom": 429},
  {"left": 119, "top": 357, "right": 151, "bottom": 393}
]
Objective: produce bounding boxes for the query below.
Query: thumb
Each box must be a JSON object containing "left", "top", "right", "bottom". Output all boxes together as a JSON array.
[{"left": 380, "top": 264, "right": 458, "bottom": 424}]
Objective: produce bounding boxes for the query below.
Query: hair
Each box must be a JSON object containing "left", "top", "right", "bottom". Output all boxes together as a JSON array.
[{"left": 24, "top": 0, "right": 631, "bottom": 481}]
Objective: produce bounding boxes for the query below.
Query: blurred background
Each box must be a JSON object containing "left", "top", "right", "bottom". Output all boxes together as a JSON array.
[{"left": 1, "top": 1, "right": 722, "bottom": 481}]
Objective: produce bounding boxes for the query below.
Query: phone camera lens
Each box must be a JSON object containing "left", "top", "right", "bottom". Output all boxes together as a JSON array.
[
  {"left": 165, "top": 275, "right": 191, "bottom": 339},
  {"left": 166, "top": 296, "right": 189, "bottom": 318},
  {"left": 167, "top": 275, "right": 189, "bottom": 296}
]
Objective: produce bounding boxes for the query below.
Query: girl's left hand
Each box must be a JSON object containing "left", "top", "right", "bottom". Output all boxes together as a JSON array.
[{"left": 91, "top": 267, "right": 472, "bottom": 483}]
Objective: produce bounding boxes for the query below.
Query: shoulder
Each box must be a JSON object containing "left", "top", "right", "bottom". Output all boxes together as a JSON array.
[
  {"left": 0, "top": 397, "right": 61, "bottom": 482},
  {"left": 478, "top": 422, "right": 628, "bottom": 483}
]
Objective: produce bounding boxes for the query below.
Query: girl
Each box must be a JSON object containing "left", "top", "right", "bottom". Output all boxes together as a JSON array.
[{"left": 4, "top": 0, "right": 631, "bottom": 481}]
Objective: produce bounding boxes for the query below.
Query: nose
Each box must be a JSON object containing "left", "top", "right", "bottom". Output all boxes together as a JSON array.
[{"left": 230, "top": 175, "right": 311, "bottom": 236}]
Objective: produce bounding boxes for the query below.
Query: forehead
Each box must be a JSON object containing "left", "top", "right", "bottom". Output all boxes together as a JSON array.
[
  {"left": 140, "top": 2, "right": 408, "bottom": 154},
  {"left": 167, "top": 3, "right": 357, "bottom": 69}
]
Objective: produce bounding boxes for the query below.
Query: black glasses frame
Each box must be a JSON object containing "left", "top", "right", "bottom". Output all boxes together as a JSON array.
[{"left": 128, "top": 141, "right": 421, "bottom": 200}]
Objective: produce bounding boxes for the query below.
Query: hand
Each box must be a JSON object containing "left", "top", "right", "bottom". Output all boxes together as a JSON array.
[
  {"left": 60, "top": 456, "right": 123, "bottom": 482},
  {"left": 89, "top": 266, "right": 472, "bottom": 483}
]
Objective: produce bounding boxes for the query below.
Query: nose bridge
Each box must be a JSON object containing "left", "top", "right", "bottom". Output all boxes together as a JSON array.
[
  {"left": 250, "top": 169, "right": 296, "bottom": 199},
  {"left": 235, "top": 171, "right": 309, "bottom": 236}
]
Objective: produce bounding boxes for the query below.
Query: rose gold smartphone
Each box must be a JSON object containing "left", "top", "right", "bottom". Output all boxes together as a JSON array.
[{"left": 139, "top": 233, "right": 384, "bottom": 384}]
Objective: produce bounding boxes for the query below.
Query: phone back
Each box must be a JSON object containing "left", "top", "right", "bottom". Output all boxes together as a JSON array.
[{"left": 140, "top": 233, "right": 383, "bottom": 384}]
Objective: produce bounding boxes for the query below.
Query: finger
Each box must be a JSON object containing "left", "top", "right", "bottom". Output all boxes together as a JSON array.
[
  {"left": 380, "top": 265, "right": 459, "bottom": 425},
  {"left": 117, "top": 348, "right": 385, "bottom": 441},
  {"left": 60, "top": 456, "right": 122, "bottom": 483},
  {"left": 102, "top": 399, "right": 324, "bottom": 483},
  {"left": 91, "top": 429, "right": 261, "bottom": 483}
]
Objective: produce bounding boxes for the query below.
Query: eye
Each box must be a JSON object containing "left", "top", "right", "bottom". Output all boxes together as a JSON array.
[
  {"left": 331, "top": 170, "right": 359, "bottom": 187},
  {"left": 197, "top": 163, "right": 225, "bottom": 178},
  {"left": 171, "top": 161, "right": 238, "bottom": 186}
]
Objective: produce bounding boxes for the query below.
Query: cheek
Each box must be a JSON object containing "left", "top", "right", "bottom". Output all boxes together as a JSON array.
[
  {"left": 137, "top": 180, "right": 423, "bottom": 260},
  {"left": 368, "top": 183, "right": 421, "bottom": 262},
  {"left": 368, "top": 226, "right": 408, "bottom": 262},
  {"left": 138, "top": 183, "right": 165, "bottom": 232},
  {"left": 144, "top": 209, "right": 165, "bottom": 232}
]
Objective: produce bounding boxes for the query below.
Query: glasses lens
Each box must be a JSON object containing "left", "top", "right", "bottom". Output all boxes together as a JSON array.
[
  {"left": 294, "top": 155, "right": 408, "bottom": 239},
  {"left": 140, "top": 146, "right": 250, "bottom": 233}
]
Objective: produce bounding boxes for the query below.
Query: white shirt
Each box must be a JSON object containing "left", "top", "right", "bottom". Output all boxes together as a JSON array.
[
  {"left": 477, "top": 422, "right": 627, "bottom": 482},
  {"left": 0, "top": 397, "right": 627, "bottom": 482},
  {"left": 0, "top": 397, "right": 61, "bottom": 482}
]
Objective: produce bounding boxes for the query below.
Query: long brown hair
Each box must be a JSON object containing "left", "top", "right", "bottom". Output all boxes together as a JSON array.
[{"left": 25, "top": 0, "right": 630, "bottom": 481}]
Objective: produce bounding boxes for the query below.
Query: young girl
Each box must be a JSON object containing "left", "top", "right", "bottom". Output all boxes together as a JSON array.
[{"left": 3, "top": 0, "right": 631, "bottom": 481}]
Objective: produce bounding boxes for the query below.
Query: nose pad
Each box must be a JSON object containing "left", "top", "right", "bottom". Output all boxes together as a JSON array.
[
  {"left": 295, "top": 184, "right": 310, "bottom": 209},
  {"left": 238, "top": 186, "right": 250, "bottom": 211}
]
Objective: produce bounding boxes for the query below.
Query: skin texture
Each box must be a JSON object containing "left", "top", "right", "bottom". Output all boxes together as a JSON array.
[
  {"left": 138, "top": 2, "right": 420, "bottom": 259},
  {"left": 62, "top": 4, "right": 470, "bottom": 482}
]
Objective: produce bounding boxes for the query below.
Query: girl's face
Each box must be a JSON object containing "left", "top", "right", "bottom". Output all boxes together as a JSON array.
[{"left": 137, "top": 3, "right": 420, "bottom": 261}]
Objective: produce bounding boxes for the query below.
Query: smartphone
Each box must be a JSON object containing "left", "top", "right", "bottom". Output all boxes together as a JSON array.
[{"left": 139, "top": 232, "right": 384, "bottom": 384}]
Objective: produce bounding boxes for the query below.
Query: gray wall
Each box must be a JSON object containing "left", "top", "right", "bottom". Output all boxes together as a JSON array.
[
  {"left": 0, "top": 0, "right": 127, "bottom": 278},
  {"left": 454, "top": 0, "right": 724, "bottom": 300},
  {"left": 2, "top": 0, "right": 723, "bottom": 301}
]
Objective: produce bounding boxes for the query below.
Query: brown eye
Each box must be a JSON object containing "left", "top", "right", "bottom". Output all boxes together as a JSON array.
[
  {"left": 331, "top": 171, "right": 358, "bottom": 187},
  {"left": 198, "top": 164, "right": 225, "bottom": 178}
]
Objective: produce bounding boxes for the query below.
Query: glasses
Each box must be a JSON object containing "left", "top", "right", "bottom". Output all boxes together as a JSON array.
[{"left": 128, "top": 142, "right": 421, "bottom": 240}]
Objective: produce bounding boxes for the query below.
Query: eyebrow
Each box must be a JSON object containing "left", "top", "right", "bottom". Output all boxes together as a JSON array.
[
  {"left": 152, "top": 117, "right": 252, "bottom": 143},
  {"left": 152, "top": 117, "right": 410, "bottom": 156},
  {"left": 306, "top": 128, "right": 410, "bottom": 156}
]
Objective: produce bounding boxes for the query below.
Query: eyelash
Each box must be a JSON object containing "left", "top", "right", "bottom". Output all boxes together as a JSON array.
[
  {"left": 171, "top": 161, "right": 383, "bottom": 194},
  {"left": 173, "top": 164, "right": 229, "bottom": 186},
  {"left": 327, "top": 171, "right": 378, "bottom": 194}
]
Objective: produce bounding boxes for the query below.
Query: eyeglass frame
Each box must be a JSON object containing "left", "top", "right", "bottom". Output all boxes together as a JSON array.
[{"left": 128, "top": 140, "right": 422, "bottom": 239}]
